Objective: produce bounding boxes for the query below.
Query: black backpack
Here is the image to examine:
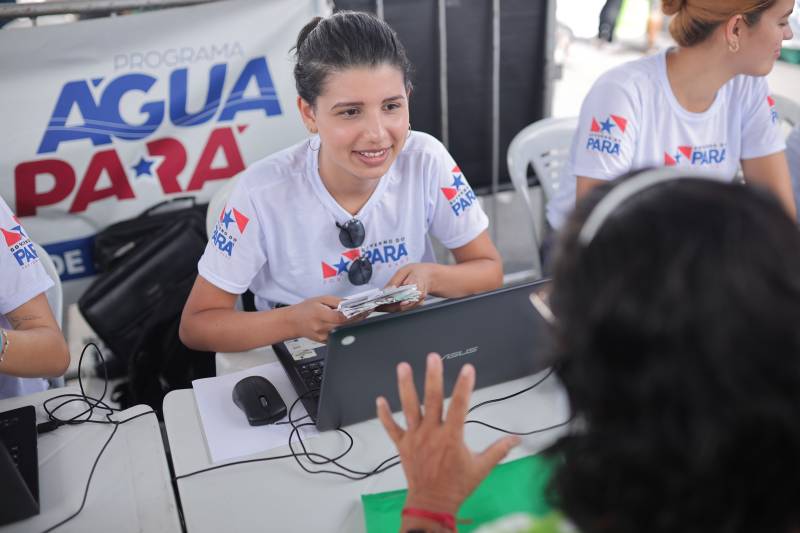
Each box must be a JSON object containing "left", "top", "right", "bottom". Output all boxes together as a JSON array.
[{"left": 78, "top": 198, "right": 215, "bottom": 417}]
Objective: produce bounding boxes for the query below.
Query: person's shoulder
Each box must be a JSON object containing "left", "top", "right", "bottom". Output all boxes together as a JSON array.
[
  {"left": 589, "top": 53, "right": 660, "bottom": 98},
  {"left": 727, "top": 73, "right": 769, "bottom": 99},
  {"left": 394, "top": 131, "right": 454, "bottom": 178},
  {"left": 236, "top": 138, "right": 311, "bottom": 193},
  {"left": 400, "top": 130, "right": 448, "bottom": 156}
]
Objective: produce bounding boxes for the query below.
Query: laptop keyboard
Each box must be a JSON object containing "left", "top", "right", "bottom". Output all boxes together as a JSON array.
[{"left": 298, "top": 360, "right": 325, "bottom": 393}]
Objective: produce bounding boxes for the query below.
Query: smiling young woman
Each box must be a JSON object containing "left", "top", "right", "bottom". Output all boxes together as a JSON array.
[
  {"left": 179, "top": 12, "right": 503, "bottom": 352},
  {"left": 546, "top": 0, "right": 797, "bottom": 231}
]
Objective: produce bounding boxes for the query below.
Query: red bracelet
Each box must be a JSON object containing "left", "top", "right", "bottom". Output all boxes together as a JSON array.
[{"left": 402, "top": 507, "right": 457, "bottom": 531}]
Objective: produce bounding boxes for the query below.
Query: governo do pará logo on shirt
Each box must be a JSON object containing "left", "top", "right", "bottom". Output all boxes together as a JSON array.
[
  {"left": 585, "top": 114, "right": 628, "bottom": 156},
  {"left": 321, "top": 237, "right": 409, "bottom": 283},
  {"left": 768, "top": 95, "right": 779, "bottom": 124},
  {"left": 663, "top": 143, "right": 727, "bottom": 167},
  {"left": 440, "top": 166, "right": 478, "bottom": 217},
  {"left": 2, "top": 217, "right": 40, "bottom": 268},
  {"left": 210, "top": 205, "right": 250, "bottom": 256}
]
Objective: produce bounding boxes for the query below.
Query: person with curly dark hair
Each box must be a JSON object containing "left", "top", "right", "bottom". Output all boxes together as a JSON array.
[{"left": 378, "top": 168, "right": 800, "bottom": 533}]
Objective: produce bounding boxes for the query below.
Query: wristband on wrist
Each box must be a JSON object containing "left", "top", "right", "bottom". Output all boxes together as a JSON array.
[
  {"left": 402, "top": 507, "right": 457, "bottom": 532},
  {"left": 0, "top": 328, "right": 9, "bottom": 362}
]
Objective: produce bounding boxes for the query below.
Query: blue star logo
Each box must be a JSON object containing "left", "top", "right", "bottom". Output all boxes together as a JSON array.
[
  {"left": 132, "top": 157, "right": 154, "bottom": 177},
  {"left": 335, "top": 257, "right": 350, "bottom": 274},
  {"left": 451, "top": 174, "right": 465, "bottom": 189},
  {"left": 674, "top": 153, "right": 682, "bottom": 163},
  {"left": 599, "top": 118, "right": 615, "bottom": 134},
  {"left": 221, "top": 209, "right": 235, "bottom": 230}
]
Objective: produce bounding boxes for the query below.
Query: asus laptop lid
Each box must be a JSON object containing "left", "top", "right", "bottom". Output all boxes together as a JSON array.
[{"left": 312, "top": 280, "right": 552, "bottom": 430}]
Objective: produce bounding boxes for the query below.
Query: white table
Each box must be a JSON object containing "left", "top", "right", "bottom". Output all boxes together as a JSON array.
[
  {"left": 164, "top": 368, "right": 569, "bottom": 533},
  {"left": 215, "top": 344, "right": 277, "bottom": 376},
  {"left": 0, "top": 387, "right": 181, "bottom": 533}
]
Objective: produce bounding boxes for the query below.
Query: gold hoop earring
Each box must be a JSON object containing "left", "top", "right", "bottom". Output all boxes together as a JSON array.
[{"left": 729, "top": 41, "right": 740, "bottom": 53}]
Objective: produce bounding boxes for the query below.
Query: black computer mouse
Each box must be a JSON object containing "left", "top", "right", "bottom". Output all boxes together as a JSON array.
[{"left": 232, "top": 376, "right": 287, "bottom": 426}]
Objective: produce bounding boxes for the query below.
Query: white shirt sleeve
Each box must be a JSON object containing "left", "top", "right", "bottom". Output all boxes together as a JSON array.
[
  {"left": 197, "top": 178, "right": 268, "bottom": 295},
  {"left": 425, "top": 145, "right": 489, "bottom": 250},
  {"left": 740, "top": 77, "right": 786, "bottom": 160},
  {"left": 0, "top": 196, "right": 53, "bottom": 315},
  {"left": 570, "top": 79, "right": 639, "bottom": 182}
]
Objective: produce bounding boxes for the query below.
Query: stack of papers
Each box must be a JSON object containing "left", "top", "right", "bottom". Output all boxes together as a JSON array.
[
  {"left": 193, "top": 362, "right": 319, "bottom": 463},
  {"left": 337, "top": 285, "right": 421, "bottom": 318}
]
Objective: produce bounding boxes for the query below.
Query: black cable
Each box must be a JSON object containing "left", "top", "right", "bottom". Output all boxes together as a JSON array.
[
  {"left": 175, "top": 366, "right": 569, "bottom": 482},
  {"left": 465, "top": 418, "right": 572, "bottom": 436},
  {"left": 38, "top": 343, "right": 157, "bottom": 533},
  {"left": 284, "top": 395, "right": 402, "bottom": 480},
  {"left": 467, "top": 367, "right": 555, "bottom": 414}
]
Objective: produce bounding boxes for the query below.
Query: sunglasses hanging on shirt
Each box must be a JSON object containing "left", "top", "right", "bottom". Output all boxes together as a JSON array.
[{"left": 336, "top": 218, "right": 372, "bottom": 286}]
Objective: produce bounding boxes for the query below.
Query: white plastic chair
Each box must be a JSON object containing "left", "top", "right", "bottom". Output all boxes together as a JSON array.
[
  {"left": 33, "top": 242, "right": 66, "bottom": 388},
  {"left": 205, "top": 178, "right": 239, "bottom": 238},
  {"left": 775, "top": 95, "right": 800, "bottom": 215},
  {"left": 773, "top": 94, "right": 800, "bottom": 128},
  {"left": 506, "top": 116, "right": 578, "bottom": 277}
]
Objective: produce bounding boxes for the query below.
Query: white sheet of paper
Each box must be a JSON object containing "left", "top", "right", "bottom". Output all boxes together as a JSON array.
[{"left": 192, "top": 362, "right": 319, "bottom": 464}]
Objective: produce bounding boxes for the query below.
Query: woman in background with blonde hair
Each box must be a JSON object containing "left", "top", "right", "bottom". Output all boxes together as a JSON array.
[{"left": 546, "top": 0, "right": 797, "bottom": 230}]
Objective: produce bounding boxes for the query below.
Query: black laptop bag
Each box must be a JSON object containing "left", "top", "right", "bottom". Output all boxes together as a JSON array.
[
  {"left": 78, "top": 199, "right": 215, "bottom": 415},
  {"left": 92, "top": 198, "right": 207, "bottom": 272}
]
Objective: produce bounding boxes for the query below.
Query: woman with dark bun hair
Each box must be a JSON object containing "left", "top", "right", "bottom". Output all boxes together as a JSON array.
[
  {"left": 546, "top": 0, "right": 797, "bottom": 230},
  {"left": 180, "top": 12, "right": 502, "bottom": 352},
  {"left": 379, "top": 169, "right": 800, "bottom": 533}
]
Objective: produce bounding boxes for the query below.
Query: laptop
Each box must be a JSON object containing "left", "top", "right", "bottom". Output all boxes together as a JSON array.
[
  {"left": 0, "top": 405, "right": 40, "bottom": 525},
  {"left": 274, "top": 279, "right": 553, "bottom": 431}
]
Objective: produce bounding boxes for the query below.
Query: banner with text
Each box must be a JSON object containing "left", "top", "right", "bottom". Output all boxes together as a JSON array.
[{"left": 0, "top": 0, "right": 324, "bottom": 298}]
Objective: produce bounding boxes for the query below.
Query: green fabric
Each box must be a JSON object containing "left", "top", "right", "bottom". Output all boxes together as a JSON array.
[
  {"left": 474, "top": 512, "right": 572, "bottom": 533},
  {"left": 361, "top": 455, "right": 555, "bottom": 533}
]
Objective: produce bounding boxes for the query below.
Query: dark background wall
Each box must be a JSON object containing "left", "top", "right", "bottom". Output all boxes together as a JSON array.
[{"left": 334, "top": 0, "right": 550, "bottom": 193}]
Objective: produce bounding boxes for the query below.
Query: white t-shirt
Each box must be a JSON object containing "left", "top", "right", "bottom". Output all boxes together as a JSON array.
[
  {"left": 198, "top": 131, "right": 489, "bottom": 310},
  {"left": 0, "top": 196, "right": 53, "bottom": 399},
  {"left": 788, "top": 124, "right": 800, "bottom": 212},
  {"left": 547, "top": 49, "right": 786, "bottom": 229}
]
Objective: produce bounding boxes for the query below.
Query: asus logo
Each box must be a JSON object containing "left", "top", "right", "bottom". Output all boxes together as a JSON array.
[{"left": 441, "top": 346, "right": 479, "bottom": 360}]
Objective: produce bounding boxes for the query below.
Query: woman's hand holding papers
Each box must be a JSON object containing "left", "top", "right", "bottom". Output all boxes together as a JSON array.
[
  {"left": 376, "top": 353, "right": 520, "bottom": 527},
  {"left": 288, "top": 296, "right": 347, "bottom": 342},
  {"left": 380, "top": 263, "right": 433, "bottom": 312}
]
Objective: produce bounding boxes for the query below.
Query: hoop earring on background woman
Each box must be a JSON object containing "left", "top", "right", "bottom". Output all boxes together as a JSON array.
[
  {"left": 729, "top": 40, "right": 740, "bottom": 53},
  {"left": 306, "top": 123, "right": 320, "bottom": 151}
]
